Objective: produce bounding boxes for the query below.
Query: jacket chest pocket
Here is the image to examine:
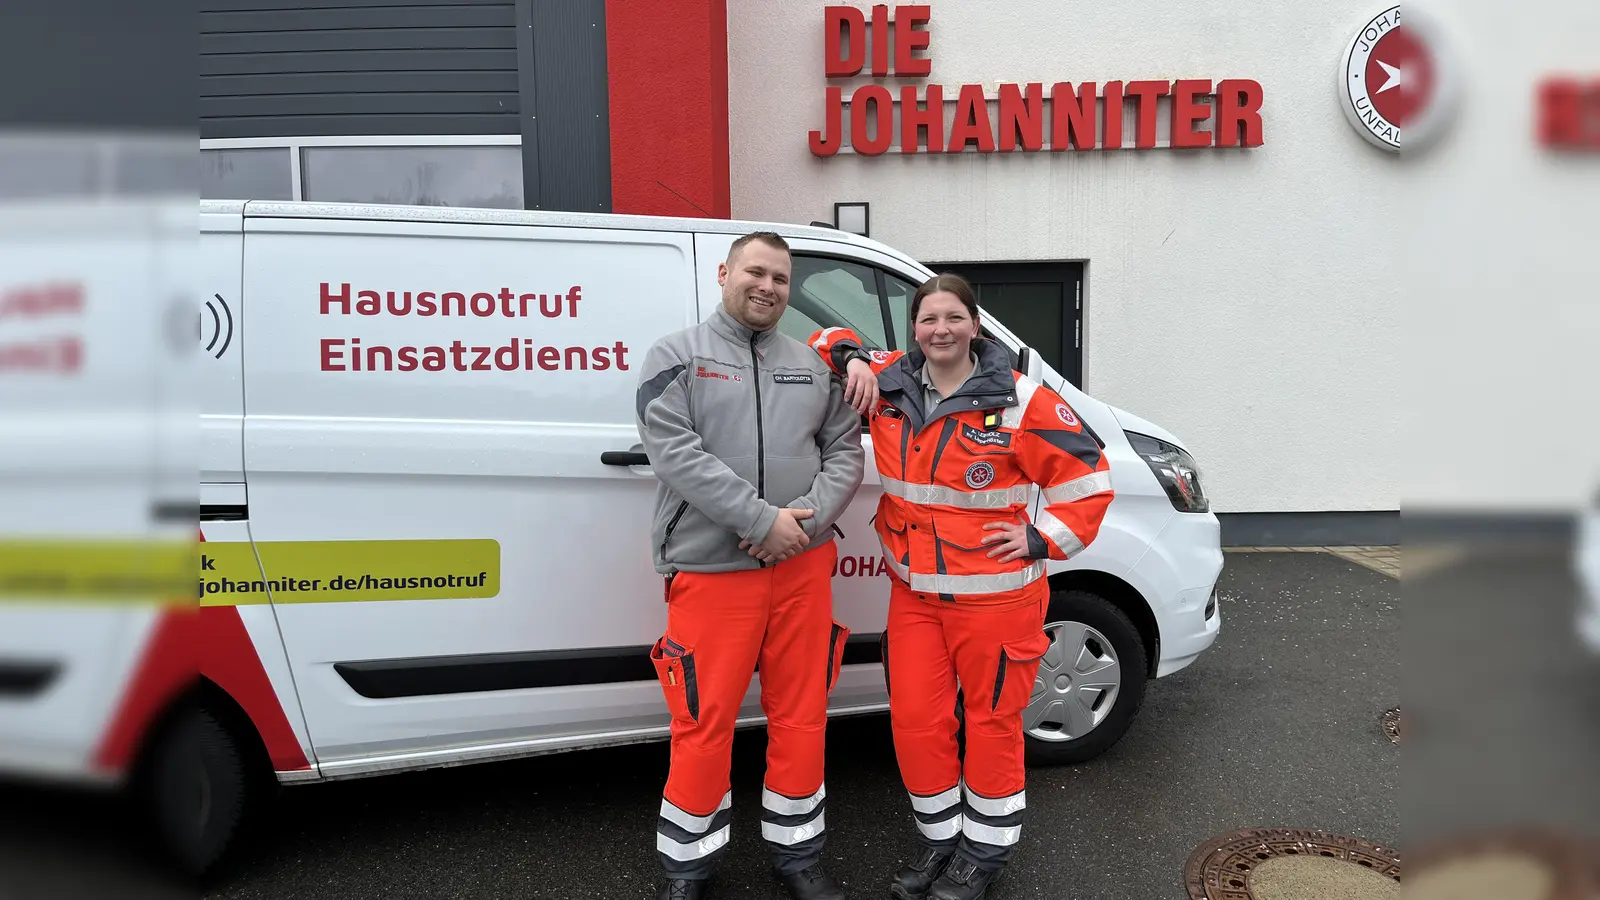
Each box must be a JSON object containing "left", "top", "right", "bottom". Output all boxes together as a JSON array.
[
  {"left": 934, "top": 420, "right": 1021, "bottom": 488},
  {"left": 872, "top": 413, "right": 905, "bottom": 471},
  {"left": 763, "top": 368, "right": 830, "bottom": 452},
  {"left": 954, "top": 420, "right": 1019, "bottom": 458},
  {"left": 688, "top": 362, "right": 757, "bottom": 450}
]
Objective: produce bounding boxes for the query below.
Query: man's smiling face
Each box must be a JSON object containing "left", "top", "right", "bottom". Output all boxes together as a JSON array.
[{"left": 719, "top": 239, "right": 791, "bottom": 332}]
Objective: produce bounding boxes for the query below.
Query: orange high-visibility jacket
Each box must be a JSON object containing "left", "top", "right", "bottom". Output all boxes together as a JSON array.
[{"left": 810, "top": 329, "right": 1114, "bottom": 607}]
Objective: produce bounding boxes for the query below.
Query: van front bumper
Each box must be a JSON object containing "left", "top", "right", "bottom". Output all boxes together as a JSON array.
[{"left": 1129, "top": 510, "right": 1225, "bottom": 678}]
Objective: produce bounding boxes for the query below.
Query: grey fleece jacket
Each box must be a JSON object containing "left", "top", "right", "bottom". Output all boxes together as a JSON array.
[{"left": 635, "top": 306, "right": 866, "bottom": 574}]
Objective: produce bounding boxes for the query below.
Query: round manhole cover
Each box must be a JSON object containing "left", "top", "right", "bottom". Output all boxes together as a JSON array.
[
  {"left": 1185, "top": 828, "right": 1400, "bottom": 900},
  {"left": 1383, "top": 707, "right": 1401, "bottom": 744},
  {"left": 1407, "top": 830, "right": 1600, "bottom": 900}
]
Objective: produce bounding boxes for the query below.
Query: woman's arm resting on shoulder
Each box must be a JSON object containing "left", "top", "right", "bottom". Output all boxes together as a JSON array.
[{"left": 807, "top": 327, "right": 901, "bottom": 416}]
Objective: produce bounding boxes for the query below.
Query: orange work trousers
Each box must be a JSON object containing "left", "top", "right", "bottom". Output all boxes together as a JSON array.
[
  {"left": 882, "top": 578, "right": 1051, "bottom": 872},
  {"left": 649, "top": 540, "right": 848, "bottom": 880}
]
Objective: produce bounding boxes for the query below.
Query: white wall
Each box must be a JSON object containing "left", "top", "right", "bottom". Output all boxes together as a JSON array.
[
  {"left": 1399, "top": 0, "right": 1600, "bottom": 515},
  {"left": 727, "top": 0, "right": 1402, "bottom": 515}
]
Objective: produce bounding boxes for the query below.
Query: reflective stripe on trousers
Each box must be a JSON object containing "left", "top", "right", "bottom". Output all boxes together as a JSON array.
[
  {"left": 959, "top": 784, "right": 1026, "bottom": 870},
  {"left": 909, "top": 783, "right": 963, "bottom": 844},
  {"left": 761, "top": 783, "right": 828, "bottom": 877},
  {"left": 656, "top": 793, "right": 733, "bottom": 871}
]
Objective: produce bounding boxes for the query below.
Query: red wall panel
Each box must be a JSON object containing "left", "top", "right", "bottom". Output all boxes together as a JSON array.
[{"left": 605, "top": 0, "right": 730, "bottom": 218}]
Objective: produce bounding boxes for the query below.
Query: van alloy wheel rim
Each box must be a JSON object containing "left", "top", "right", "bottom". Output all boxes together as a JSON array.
[{"left": 1025, "top": 620, "right": 1121, "bottom": 742}]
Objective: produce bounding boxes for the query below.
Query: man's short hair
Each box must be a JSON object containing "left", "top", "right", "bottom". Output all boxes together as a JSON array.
[{"left": 727, "top": 231, "right": 790, "bottom": 264}]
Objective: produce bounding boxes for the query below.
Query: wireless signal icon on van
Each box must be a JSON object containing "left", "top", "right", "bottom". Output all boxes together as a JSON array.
[{"left": 204, "top": 292, "right": 234, "bottom": 360}]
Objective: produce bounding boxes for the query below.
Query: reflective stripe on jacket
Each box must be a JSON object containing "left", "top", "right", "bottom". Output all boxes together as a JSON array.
[{"left": 810, "top": 329, "right": 1113, "bottom": 607}]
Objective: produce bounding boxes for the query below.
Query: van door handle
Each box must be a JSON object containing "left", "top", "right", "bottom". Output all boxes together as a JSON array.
[{"left": 601, "top": 451, "right": 651, "bottom": 467}]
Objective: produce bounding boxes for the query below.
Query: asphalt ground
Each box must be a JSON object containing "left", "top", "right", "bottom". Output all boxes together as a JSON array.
[
  {"left": 1, "top": 550, "right": 1415, "bottom": 900},
  {"left": 1404, "top": 540, "right": 1600, "bottom": 853}
]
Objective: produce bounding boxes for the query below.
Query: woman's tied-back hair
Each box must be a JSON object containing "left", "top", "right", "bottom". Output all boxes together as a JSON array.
[{"left": 911, "top": 272, "right": 979, "bottom": 322}]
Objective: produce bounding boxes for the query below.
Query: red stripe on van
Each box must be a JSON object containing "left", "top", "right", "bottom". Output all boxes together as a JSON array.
[
  {"left": 196, "top": 605, "right": 312, "bottom": 772},
  {"left": 92, "top": 605, "right": 199, "bottom": 774},
  {"left": 92, "top": 532, "right": 311, "bottom": 775}
]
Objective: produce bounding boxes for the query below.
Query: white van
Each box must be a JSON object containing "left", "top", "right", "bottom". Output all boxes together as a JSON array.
[{"left": 4, "top": 200, "right": 1223, "bottom": 873}]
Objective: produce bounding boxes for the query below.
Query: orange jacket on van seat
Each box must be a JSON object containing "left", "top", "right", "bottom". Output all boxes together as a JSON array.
[{"left": 809, "top": 329, "right": 1114, "bottom": 608}]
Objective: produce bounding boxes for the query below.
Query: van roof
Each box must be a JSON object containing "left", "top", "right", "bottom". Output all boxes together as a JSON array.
[{"left": 201, "top": 199, "right": 921, "bottom": 271}]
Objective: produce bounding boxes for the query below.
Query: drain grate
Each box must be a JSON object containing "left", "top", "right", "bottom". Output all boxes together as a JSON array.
[
  {"left": 1185, "top": 828, "right": 1400, "bottom": 899},
  {"left": 1382, "top": 707, "right": 1401, "bottom": 744}
]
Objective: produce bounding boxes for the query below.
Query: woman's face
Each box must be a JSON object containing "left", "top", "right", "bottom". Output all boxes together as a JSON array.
[{"left": 913, "top": 290, "right": 979, "bottom": 367}]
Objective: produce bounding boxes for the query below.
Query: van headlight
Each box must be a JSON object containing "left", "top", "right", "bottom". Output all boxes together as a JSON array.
[{"left": 1126, "top": 432, "right": 1209, "bottom": 513}]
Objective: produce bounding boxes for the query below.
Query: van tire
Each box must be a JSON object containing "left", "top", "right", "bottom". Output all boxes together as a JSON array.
[
  {"left": 142, "top": 706, "right": 252, "bottom": 877},
  {"left": 1023, "top": 590, "right": 1148, "bottom": 767}
]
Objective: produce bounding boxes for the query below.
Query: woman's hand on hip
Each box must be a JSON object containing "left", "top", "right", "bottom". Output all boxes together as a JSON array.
[{"left": 981, "top": 515, "right": 1034, "bottom": 563}]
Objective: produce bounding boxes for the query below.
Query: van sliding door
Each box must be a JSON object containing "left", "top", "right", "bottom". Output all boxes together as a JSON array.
[{"left": 240, "top": 214, "right": 695, "bottom": 777}]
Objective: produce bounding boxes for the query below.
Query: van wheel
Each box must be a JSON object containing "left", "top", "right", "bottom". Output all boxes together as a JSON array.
[
  {"left": 1023, "top": 590, "right": 1148, "bottom": 766},
  {"left": 141, "top": 706, "right": 253, "bottom": 877}
]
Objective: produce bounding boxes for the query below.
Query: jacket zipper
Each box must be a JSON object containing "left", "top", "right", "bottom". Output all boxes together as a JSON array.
[
  {"left": 751, "top": 335, "right": 771, "bottom": 569},
  {"left": 661, "top": 500, "right": 689, "bottom": 558},
  {"left": 751, "top": 335, "right": 765, "bottom": 499},
  {"left": 899, "top": 414, "right": 913, "bottom": 479}
]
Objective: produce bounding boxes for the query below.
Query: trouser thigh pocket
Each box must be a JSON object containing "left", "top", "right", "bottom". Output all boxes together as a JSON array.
[
  {"left": 651, "top": 635, "right": 700, "bottom": 723},
  {"left": 990, "top": 630, "right": 1051, "bottom": 715},
  {"left": 825, "top": 620, "right": 851, "bottom": 693}
]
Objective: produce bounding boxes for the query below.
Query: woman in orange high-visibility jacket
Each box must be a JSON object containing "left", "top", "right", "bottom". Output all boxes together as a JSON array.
[{"left": 809, "top": 274, "right": 1113, "bottom": 900}]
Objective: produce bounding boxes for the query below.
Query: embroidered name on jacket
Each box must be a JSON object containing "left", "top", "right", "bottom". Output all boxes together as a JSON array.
[
  {"left": 772, "top": 372, "right": 814, "bottom": 385},
  {"left": 695, "top": 365, "right": 741, "bottom": 382},
  {"left": 961, "top": 423, "right": 1012, "bottom": 447}
]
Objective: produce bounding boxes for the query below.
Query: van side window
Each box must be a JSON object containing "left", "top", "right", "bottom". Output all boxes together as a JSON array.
[
  {"left": 779, "top": 256, "right": 891, "bottom": 351},
  {"left": 883, "top": 273, "right": 916, "bottom": 350}
]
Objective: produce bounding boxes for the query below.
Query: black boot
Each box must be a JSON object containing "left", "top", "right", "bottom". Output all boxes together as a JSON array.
[
  {"left": 656, "top": 877, "right": 709, "bottom": 899},
  {"left": 775, "top": 862, "right": 845, "bottom": 900},
  {"left": 890, "top": 844, "right": 955, "bottom": 899},
  {"left": 927, "top": 853, "right": 1000, "bottom": 900}
]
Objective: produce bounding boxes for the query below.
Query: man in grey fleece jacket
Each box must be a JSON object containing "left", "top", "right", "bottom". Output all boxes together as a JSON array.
[{"left": 636, "top": 232, "right": 864, "bottom": 900}]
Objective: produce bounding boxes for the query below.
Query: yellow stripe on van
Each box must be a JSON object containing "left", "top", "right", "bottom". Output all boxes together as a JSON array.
[
  {"left": 0, "top": 538, "right": 194, "bottom": 603},
  {"left": 200, "top": 539, "right": 501, "bottom": 606}
]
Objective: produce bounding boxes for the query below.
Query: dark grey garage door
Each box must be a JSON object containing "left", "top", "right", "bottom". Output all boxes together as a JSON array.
[
  {"left": 201, "top": 0, "right": 611, "bottom": 213},
  {"left": 926, "top": 261, "right": 1085, "bottom": 388}
]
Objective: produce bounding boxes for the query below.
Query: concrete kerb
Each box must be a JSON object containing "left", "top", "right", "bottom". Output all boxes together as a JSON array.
[{"left": 1225, "top": 545, "right": 1402, "bottom": 579}]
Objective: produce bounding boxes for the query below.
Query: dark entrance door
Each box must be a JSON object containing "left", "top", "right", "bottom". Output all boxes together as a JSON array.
[{"left": 926, "top": 261, "right": 1084, "bottom": 388}]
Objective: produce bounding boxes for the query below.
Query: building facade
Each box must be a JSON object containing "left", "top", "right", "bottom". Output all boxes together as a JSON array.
[{"left": 201, "top": 0, "right": 1406, "bottom": 541}]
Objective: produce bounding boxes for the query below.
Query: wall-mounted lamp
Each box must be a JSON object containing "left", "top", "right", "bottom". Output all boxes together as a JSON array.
[{"left": 833, "top": 202, "right": 870, "bottom": 237}]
